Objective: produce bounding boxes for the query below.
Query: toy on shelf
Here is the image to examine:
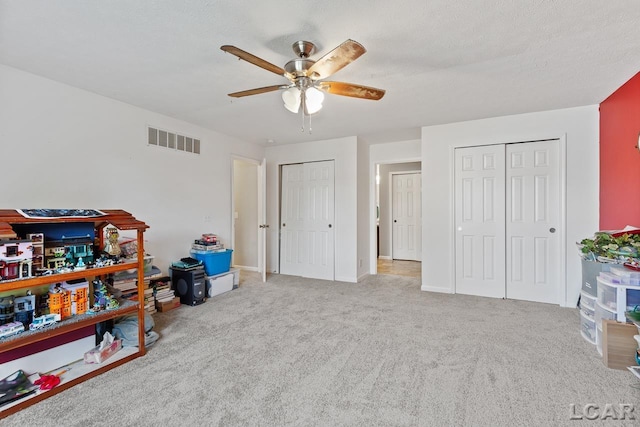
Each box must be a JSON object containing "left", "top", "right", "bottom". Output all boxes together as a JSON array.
[
  {"left": 103, "top": 227, "right": 121, "bottom": 257},
  {"left": 0, "top": 238, "right": 34, "bottom": 280},
  {"left": 14, "top": 292, "right": 36, "bottom": 328},
  {"left": 88, "top": 279, "right": 119, "bottom": 313},
  {"left": 0, "top": 321, "right": 25, "bottom": 339},
  {"left": 29, "top": 313, "right": 61, "bottom": 331},
  {"left": 48, "top": 283, "right": 72, "bottom": 319}
]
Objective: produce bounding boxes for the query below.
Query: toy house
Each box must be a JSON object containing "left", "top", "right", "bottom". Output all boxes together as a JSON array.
[
  {"left": 14, "top": 294, "right": 36, "bottom": 328},
  {"left": 48, "top": 284, "right": 72, "bottom": 319},
  {"left": 27, "top": 233, "right": 44, "bottom": 270},
  {"left": 0, "top": 239, "right": 33, "bottom": 280}
]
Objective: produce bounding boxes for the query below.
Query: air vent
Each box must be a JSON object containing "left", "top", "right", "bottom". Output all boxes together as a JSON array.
[{"left": 148, "top": 126, "right": 200, "bottom": 155}]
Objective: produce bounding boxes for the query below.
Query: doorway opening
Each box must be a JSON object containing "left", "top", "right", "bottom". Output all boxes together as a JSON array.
[
  {"left": 231, "top": 157, "right": 260, "bottom": 273},
  {"left": 375, "top": 161, "right": 422, "bottom": 278}
]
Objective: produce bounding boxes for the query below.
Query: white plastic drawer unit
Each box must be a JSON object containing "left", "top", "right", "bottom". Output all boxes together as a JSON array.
[
  {"left": 608, "top": 266, "right": 640, "bottom": 286},
  {"left": 580, "top": 310, "right": 596, "bottom": 344},
  {"left": 597, "top": 275, "right": 640, "bottom": 322},
  {"left": 580, "top": 290, "right": 596, "bottom": 311},
  {"left": 594, "top": 300, "right": 616, "bottom": 326},
  {"left": 580, "top": 303, "right": 595, "bottom": 319}
]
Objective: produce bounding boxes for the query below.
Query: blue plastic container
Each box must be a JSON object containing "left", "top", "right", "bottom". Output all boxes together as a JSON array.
[{"left": 190, "top": 249, "right": 233, "bottom": 276}]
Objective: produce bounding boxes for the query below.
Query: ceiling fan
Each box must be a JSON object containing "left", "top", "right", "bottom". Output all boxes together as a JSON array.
[{"left": 220, "top": 39, "right": 385, "bottom": 127}]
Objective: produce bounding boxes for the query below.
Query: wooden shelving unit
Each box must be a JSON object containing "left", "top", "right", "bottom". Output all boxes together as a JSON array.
[{"left": 0, "top": 209, "right": 149, "bottom": 418}]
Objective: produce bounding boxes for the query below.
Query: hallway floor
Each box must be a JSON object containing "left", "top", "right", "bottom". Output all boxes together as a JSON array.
[{"left": 376, "top": 258, "right": 421, "bottom": 278}]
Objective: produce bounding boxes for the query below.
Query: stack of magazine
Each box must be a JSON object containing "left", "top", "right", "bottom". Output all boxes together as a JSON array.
[{"left": 0, "top": 370, "right": 38, "bottom": 408}]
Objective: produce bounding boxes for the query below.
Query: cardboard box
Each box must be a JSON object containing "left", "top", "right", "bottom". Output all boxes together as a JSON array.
[
  {"left": 602, "top": 320, "right": 638, "bottom": 370},
  {"left": 84, "top": 338, "right": 122, "bottom": 364},
  {"left": 156, "top": 296, "right": 181, "bottom": 312}
]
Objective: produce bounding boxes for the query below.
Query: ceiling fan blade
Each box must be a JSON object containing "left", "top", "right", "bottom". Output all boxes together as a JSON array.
[
  {"left": 227, "top": 85, "right": 288, "bottom": 98},
  {"left": 317, "top": 81, "right": 385, "bottom": 100},
  {"left": 221, "top": 45, "right": 290, "bottom": 78},
  {"left": 306, "top": 39, "right": 366, "bottom": 80}
]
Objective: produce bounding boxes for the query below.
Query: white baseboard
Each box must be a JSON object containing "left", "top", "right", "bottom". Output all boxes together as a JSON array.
[
  {"left": 233, "top": 265, "right": 258, "bottom": 272},
  {"left": 378, "top": 255, "right": 392, "bottom": 260},
  {"left": 334, "top": 275, "right": 357, "bottom": 283},
  {"left": 421, "top": 284, "right": 454, "bottom": 294}
]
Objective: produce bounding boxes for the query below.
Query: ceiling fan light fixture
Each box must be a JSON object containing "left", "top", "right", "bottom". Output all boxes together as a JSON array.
[
  {"left": 305, "top": 87, "right": 324, "bottom": 114},
  {"left": 282, "top": 87, "right": 301, "bottom": 113}
]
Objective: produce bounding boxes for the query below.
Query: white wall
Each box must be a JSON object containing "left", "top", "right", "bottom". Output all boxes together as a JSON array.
[
  {"left": 265, "top": 137, "right": 358, "bottom": 282},
  {"left": 0, "top": 64, "right": 264, "bottom": 274},
  {"left": 357, "top": 138, "right": 370, "bottom": 280},
  {"left": 421, "top": 105, "right": 599, "bottom": 307}
]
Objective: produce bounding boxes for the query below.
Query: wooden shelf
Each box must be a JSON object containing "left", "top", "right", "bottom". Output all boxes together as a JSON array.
[
  {"left": 0, "top": 300, "right": 138, "bottom": 353},
  {"left": 0, "top": 209, "right": 149, "bottom": 419},
  {"left": 0, "top": 346, "right": 139, "bottom": 416},
  {"left": 0, "top": 260, "right": 139, "bottom": 292}
]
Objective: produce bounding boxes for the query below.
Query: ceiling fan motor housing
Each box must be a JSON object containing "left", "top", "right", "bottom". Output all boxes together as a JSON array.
[
  {"left": 292, "top": 40, "right": 316, "bottom": 58},
  {"left": 284, "top": 58, "right": 316, "bottom": 78}
]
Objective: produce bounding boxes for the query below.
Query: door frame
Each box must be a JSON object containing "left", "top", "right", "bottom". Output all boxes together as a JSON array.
[
  {"left": 230, "top": 155, "right": 263, "bottom": 275},
  {"left": 390, "top": 170, "right": 421, "bottom": 261},
  {"left": 450, "top": 136, "right": 567, "bottom": 304},
  {"left": 370, "top": 159, "right": 422, "bottom": 275}
]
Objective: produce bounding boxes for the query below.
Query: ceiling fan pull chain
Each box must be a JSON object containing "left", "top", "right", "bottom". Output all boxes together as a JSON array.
[
  {"left": 308, "top": 111, "right": 313, "bottom": 134},
  {"left": 300, "top": 92, "right": 306, "bottom": 132}
]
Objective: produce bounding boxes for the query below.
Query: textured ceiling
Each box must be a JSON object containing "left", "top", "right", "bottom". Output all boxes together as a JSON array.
[{"left": 1, "top": 1, "right": 639, "bottom": 145}]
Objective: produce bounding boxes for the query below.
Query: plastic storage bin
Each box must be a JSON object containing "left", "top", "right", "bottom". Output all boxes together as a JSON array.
[
  {"left": 608, "top": 266, "right": 640, "bottom": 286},
  {"left": 580, "top": 291, "right": 596, "bottom": 311},
  {"left": 582, "top": 259, "right": 610, "bottom": 296},
  {"left": 580, "top": 302, "right": 595, "bottom": 319},
  {"left": 580, "top": 310, "right": 596, "bottom": 344},
  {"left": 597, "top": 276, "right": 618, "bottom": 311},
  {"left": 596, "top": 275, "right": 640, "bottom": 321},
  {"left": 594, "top": 301, "right": 616, "bottom": 327},
  {"left": 190, "top": 249, "right": 233, "bottom": 276}
]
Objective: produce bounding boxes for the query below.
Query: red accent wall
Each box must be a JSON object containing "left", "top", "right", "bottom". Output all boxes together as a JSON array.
[{"left": 600, "top": 72, "right": 640, "bottom": 230}]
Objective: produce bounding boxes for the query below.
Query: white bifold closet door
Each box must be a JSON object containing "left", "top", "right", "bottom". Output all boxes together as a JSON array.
[
  {"left": 280, "top": 160, "right": 335, "bottom": 280},
  {"left": 455, "top": 141, "right": 560, "bottom": 304}
]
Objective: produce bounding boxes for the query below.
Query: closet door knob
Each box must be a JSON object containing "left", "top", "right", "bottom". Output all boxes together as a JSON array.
[{"left": 328, "top": 224, "right": 332, "bottom": 228}]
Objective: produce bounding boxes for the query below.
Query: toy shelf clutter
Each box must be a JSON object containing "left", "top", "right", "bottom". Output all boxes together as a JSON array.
[{"left": 0, "top": 209, "right": 149, "bottom": 418}]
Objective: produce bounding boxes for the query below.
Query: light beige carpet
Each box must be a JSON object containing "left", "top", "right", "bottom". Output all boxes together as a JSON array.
[{"left": 3, "top": 272, "right": 639, "bottom": 426}]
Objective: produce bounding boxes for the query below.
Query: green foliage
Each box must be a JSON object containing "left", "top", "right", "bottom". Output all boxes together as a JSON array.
[{"left": 579, "top": 232, "right": 640, "bottom": 259}]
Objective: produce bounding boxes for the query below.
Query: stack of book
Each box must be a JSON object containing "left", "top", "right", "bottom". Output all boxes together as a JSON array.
[
  {"left": 142, "top": 268, "right": 163, "bottom": 314},
  {"left": 109, "top": 266, "right": 163, "bottom": 306},
  {"left": 152, "top": 276, "right": 179, "bottom": 312},
  {"left": 143, "top": 288, "right": 156, "bottom": 314},
  {"left": 192, "top": 233, "right": 225, "bottom": 252},
  {"left": 110, "top": 277, "right": 138, "bottom": 300}
]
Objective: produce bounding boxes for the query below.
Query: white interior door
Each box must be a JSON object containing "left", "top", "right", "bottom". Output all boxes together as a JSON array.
[
  {"left": 304, "top": 161, "right": 335, "bottom": 280},
  {"left": 455, "top": 145, "right": 506, "bottom": 298},
  {"left": 258, "top": 158, "right": 268, "bottom": 282},
  {"left": 392, "top": 173, "right": 422, "bottom": 261},
  {"left": 455, "top": 141, "right": 561, "bottom": 303},
  {"left": 279, "top": 161, "right": 335, "bottom": 280},
  {"left": 506, "top": 141, "right": 560, "bottom": 303},
  {"left": 280, "top": 163, "right": 305, "bottom": 276}
]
